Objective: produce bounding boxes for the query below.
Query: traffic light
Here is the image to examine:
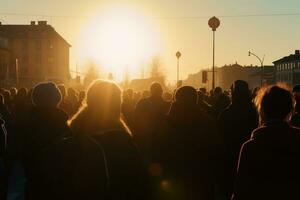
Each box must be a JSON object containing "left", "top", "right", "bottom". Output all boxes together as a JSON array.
[{"left": 202, "top": 71, "right": 208, "bottom": 83}]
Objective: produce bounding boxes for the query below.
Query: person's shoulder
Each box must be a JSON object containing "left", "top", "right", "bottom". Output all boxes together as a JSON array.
[{"left": 250, "top": 126, "right": 268, "bottom": 139}]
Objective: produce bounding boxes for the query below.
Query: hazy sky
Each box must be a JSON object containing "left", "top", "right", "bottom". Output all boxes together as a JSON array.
[{"left": 1, "top": 0, "right": 300, "bottom": 82}]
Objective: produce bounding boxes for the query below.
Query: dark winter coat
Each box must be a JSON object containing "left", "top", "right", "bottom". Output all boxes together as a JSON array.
[{"left": 233, "top": 122, "right": 300, "bottom": 200}]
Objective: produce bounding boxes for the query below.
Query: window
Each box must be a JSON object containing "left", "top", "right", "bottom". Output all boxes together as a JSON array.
[
  {"left": 48, "top": 40, "right": 54, "bottom": 49},
  {"left": 35, "top": 40, "right": 42, "bottom": 50}
]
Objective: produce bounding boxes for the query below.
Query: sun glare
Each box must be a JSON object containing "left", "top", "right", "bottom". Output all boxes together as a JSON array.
[{"left": 78, "top": 6, "right": 163, "bottom": 80}]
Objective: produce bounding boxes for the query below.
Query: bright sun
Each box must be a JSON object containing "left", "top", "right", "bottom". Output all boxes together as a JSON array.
[{"left": 78, "top": 6, "right": 162, "bottom": 80}]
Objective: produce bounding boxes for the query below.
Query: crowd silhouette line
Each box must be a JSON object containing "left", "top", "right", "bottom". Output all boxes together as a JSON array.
[{"left": 1, "top": 80, "right": 300, "bottom": 200}]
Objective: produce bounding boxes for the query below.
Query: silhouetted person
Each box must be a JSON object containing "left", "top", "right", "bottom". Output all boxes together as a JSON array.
[
  {"left": 197, "top": 89, "right": 212, "bottom": 114},
  {"left": 232, "top": 85, "right": 300, "bottom": 200},
  {"left": 211, "top": 87, "right": 230, "bottom": 118},
  {"left": 14, "top": 87, "right": 31, "bottom": 118},
  {"left": 9, "top": 87, "right": 17, "bottom": 102},
  {"left": 162, "top": 86, "right": 221, "bottom": 200},
  {"left": 218, "top": 80, "right": 258, "bottom": 199},
  {"left": 290, "top": 85, "right": 300, "bottom": 127},
  {"left": 69, "top": 80, "right": 146, "bottom": 200},
  {"left": 66, "top": 87, "right": 79, "bottom": 116},
  {"left": 134, "top": 83, "right": 169, "bottom": 162},
  {"left": 57, "top": 84, "right": 73, "bottom": 117},
  {"left": 122, "top": 89, "right": 136, "bottom": 128},
  {"left": 11, "top": 88, "right": 32, "bottom": 160},
  {"left": 22, "top": 82, "right": 70, "bottom": 200}
]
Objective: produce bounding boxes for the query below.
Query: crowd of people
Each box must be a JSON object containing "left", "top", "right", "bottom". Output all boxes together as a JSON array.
[{"left": 0, "top": 79, "right": 300, "bottom": 200}]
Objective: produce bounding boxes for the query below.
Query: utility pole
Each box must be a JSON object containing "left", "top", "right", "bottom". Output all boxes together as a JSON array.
[
  {"left": 208, "top": 16, "right": 220, "bottom": 90},
  {"left": 176, "top": 51, "right": 182, "bottom": 88}
]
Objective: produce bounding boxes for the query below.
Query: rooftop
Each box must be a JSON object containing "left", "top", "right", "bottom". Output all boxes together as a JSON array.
[
  {"left": 0, "top": 21, "right": 71, "bottom": 47},
  {"left": 273, "top": 50, "right": 300, "bottom": 64}
]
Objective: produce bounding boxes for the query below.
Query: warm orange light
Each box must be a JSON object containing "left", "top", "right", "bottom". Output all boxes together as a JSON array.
[{"left": 77, "top": 6, "right": 163, "bottom": 80}]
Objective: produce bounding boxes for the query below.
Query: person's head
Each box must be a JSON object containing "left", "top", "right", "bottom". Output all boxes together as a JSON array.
[
  {"left": 255, "top": 84, "right": 294, "bottom": 122},
  {"left": 214, "top": 87, "right": 222, "bottom": 97},
  {"left": 199, "top": 88, "right": 207, "bottom": 95},
  {"left": 3, "top": 90, "right": 11, "bottom": 105},
  {"left": 70, "top": 80, "right": 131, "bottom": 134},
  {"left": 231, "top": 80, "right": 251, "bottom": 103},
  {"left": 10, "top": 87, "right": 17, "bottom": 97},
  {"left": 150, "top": 82, "right": 163, "bottom": 98},
  {"left": 175, "top": 86, "right": 198, "bottom": 105},
  {"left": 197, "top": 90, "right": 206, "bottom": 102},
  {"left": 57, "top": 84, "right": 66, "bottom": 99},
  {"left": 85, "top": 80, "right": 122, "bottom": 121},
  {"left": 32, "top": 82, "right": 61, "bottom": 108},
  {"left": 16, "top": 87, "right": 27, "bottom": 100}
]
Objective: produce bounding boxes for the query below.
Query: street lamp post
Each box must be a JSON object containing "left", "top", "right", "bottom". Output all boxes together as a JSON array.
[
  {"left": 176, "top": 51, "right": 182, "bottom": 88},
  {"left": 248, "top": 51, "right": 265, "bottom": 86},
  {"left": 208, "top": 16, "right": 220, "bottom": 90}
]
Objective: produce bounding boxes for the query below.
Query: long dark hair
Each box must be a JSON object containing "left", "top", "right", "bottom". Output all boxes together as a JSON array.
[{"left": 69, "top": 80, "right": 131, "bottom": 135}]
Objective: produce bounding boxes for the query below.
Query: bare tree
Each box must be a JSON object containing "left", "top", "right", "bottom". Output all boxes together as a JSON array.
[
  {"left": 149, "top": 56, "right": 165, "bottom": 79},
  {"left": 83, "top": 61, "right": 100, "bottom": 87}
]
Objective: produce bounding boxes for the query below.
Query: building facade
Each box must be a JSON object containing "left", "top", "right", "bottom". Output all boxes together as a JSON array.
[
  {"left": 273, "top": 50, "right": 300, "bottom": 86},
  {"left": 0, "top": 21, "right": 71, "bottom": 87},
  {"left": 183, "top": 63, "right": 275, "bottom": 90},
  {"left": 0, "top": 36, "right": 10, "bottom": 81}
]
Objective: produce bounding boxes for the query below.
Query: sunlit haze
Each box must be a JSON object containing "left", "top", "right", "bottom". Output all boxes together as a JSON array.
[
  {"left": 77, "top": 6, "right": 163, "bottom": 80},
  {"left": 2, "top": 0, "right": 300, "bottom": 82}
]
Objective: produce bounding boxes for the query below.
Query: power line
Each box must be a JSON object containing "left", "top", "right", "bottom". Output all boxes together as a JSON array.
[
  {"left": 0, "top": 12, "right": 300, "bottom": 20},
  {"left": 220, "top": 13, "right": 300, "bottom": 18},
  {"left": 154, "top": 13, "right": 300, "bottom": 20}
]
